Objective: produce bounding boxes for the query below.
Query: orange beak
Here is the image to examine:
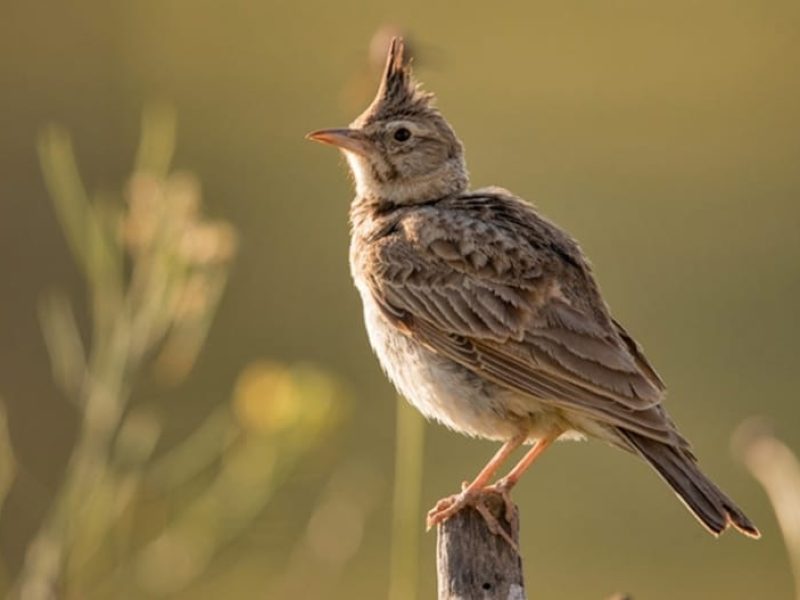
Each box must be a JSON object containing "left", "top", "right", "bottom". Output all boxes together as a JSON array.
[{"left": 306, "top": 128, "right": 370, "bottom": 156}]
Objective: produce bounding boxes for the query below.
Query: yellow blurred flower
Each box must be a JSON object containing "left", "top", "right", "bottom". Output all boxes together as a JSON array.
[
  {"left": 233, "top": 361, "right": 304, "bottom": 433},
  {"left": 178, "top": 221, "right": 238, "bottom": 265},
  {"left": 162, "top": 172, "right": 200, "bottom": 222},
  {"left": 232, "top": 361, "right": 344, "bottom": 436}
]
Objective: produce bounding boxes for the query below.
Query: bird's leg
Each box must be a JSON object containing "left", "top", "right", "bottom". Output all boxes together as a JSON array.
[
  {"left": 426, "top": 432, "right": 526, "bottom": 531},
  {"left": 486, "top": 429, "right": 561, "bottom": 520}
]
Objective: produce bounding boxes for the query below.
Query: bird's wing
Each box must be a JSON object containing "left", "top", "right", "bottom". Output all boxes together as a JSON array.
[{"left": 364, "top": 191, "right": 683, "bottom": 446}]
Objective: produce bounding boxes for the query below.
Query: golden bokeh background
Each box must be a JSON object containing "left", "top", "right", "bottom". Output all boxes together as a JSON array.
[{"left": 1, "top": 1, "right": 799, "bottom": 598}]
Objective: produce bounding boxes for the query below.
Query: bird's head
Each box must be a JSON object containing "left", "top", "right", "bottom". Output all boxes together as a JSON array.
[{"left": 307, "top": 37, "right": 468, "bottom": 205}]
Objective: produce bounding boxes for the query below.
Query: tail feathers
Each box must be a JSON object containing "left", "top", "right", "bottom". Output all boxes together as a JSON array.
[{"left": 620, "top": 429, "right": 760, "bottom": 539}]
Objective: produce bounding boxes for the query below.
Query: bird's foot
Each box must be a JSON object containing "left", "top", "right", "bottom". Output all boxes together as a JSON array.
[
  {"left": 483, "top": 478, "right": 517, "bottom": 523},
  {"left": 425, "top": 486, "right": 519, "bottom": 552}
]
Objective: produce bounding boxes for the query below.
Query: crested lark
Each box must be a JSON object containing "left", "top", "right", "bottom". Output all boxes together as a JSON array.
[{"left": 308, "top": 38, "right": 759, "bottom": 540}]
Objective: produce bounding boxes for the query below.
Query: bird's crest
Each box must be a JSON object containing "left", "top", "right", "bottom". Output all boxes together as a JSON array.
[{"left": 354, "top": 37, "right": 435, "bottom": 125}]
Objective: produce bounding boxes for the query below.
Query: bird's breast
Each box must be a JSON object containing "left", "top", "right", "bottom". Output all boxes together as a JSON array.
[{"left": 350, "top": 274, "right": 562, "bottom": 441}]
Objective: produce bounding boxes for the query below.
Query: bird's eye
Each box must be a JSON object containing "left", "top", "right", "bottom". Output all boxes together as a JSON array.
[{"left": 393, "top": 127, "right": 411, "bottom": 142}]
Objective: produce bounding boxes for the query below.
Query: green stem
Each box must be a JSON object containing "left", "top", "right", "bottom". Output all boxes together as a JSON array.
[{"left": 388, "top": 399, "right": 425, "bottom": 600}]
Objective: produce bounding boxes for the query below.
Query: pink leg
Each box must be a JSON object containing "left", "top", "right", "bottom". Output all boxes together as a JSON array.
[
  {"left": 497, "top": 430, "right": 559, "bottom": 490},
  {"left": 426, "top": 433, "right": 526, "bottom": 529},
  {"left": 486, "top": 430, "right": 560, "bottom": 521},
  {"left": 462, "top": 433, "right": 527, "bottom": 492}
]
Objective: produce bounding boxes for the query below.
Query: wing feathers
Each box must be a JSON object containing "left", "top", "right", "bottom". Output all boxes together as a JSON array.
[{"left": 364, "top": 192, "right": 678, "bottom": 447}]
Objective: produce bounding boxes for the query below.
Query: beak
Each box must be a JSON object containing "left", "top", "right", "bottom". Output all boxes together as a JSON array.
[{"left": 306, "top": 128, "right": 370, "bottom": 156}]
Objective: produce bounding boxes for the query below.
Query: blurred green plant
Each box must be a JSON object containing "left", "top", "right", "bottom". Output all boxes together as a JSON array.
[
  {"left": 7, "top": 108, "right": 346, "bottom": 599},
  {"left": 388, "top": 399, "right": 425, "bottom": 600},
  {"left": 734, "top": 420, "right": 800, "bottom": 600},
  {"left": 0, "top": 403, "right": 15, "bottom": 522}
]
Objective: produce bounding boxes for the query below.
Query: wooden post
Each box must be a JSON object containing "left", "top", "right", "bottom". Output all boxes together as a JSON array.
[{"left": 436, "top": 494, "right": 526, "bottom": 600}]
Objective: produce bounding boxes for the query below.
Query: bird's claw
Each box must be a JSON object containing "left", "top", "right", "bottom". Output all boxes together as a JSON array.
[
  {"left": 425, "top": 491, "right": 469, "bottom": 530},
  {"left": 484, "top": 478, "right": 517, "bottom": 523},
  {"left": 425, "top": 486, "right": 519, "bottom": 553}
]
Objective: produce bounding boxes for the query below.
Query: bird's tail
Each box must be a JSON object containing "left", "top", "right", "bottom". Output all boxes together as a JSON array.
[{"left": 619, "top": 429, "right": 760, "bottom": 538}]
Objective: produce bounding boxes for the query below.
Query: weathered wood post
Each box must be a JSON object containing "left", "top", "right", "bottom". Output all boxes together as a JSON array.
[{"left": 436, "top": 494, "right": 526, "bottom": 600}]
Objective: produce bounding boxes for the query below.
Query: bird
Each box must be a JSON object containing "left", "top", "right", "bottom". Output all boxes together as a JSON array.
[{"left": 307, "top": 37, "right": 759, "bottom": 542}]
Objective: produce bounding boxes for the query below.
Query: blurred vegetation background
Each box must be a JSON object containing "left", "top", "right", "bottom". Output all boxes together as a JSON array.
[{"left": 1, "top": 1, "right": 799, "bottom": 598}]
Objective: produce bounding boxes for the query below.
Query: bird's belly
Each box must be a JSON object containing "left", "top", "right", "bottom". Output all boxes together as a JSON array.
[{"left": 356, "top": 284, "right": 565, "bottom": 441}]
